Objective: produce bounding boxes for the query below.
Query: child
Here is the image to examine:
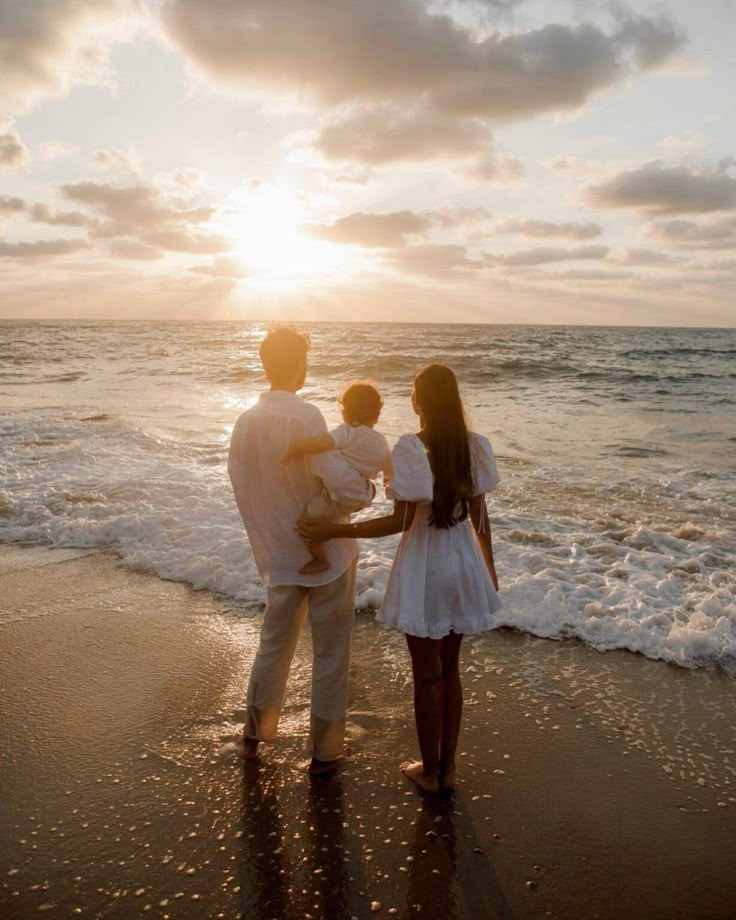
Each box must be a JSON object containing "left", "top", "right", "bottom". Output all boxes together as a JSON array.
[{"left": 283, "top": 381, "right": 392, "bottom": 575}]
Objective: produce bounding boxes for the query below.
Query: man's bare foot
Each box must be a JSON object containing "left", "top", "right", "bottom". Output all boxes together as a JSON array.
[
  {"left": 235, "top": 731, "right": 261, "bottom": 760},
  {"left": 299, "top": 559, "right": 330, "bottom": 575},
  {"left": 400, "top": 760, "right": 440, "bottom": 794},
  {"left": 440, "top": 761, "right": 456, "bottom": 791},
  {"left": 308, "top": 755, "right": 343, "bottom": 776},
  {"left": 308, "top": 744, "right": 352, "bottom": 776}
]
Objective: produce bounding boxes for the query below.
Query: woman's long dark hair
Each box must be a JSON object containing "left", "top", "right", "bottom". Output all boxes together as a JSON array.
[{"left": 414, "top": 364, "right": 473, "bottom": 529}]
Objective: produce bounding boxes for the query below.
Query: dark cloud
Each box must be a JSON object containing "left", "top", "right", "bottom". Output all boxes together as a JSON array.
[
  {"left": 0, "top": 131, "right": 26, "bottom": 168},
  {"left": 646, "top": 216, "right": 736, "bottom": 250},
  {"left": 586, "top": 162, "right": 736, "bottom": 215},
  {"left": 500, "top": 218, "right": 601, "bottom": 240},
  {"left": 490, "top": 244, "right": 609, "bottom": 266},
  {"left": 163, "top": 0, "right": 685, "bottom": 165},
  {"left": 0, "top": 238, "right": 89, "bottom": 258},
  {"left": 164, "top": 1, "right": 682, "bottom": 114},
  {"left": 308, "top": 211, "right": 432, "bottom": 248}
]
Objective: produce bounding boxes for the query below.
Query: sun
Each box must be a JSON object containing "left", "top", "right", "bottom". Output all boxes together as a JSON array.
[{"left": 223, "top": 182, "right": 357, "bottom": 289}]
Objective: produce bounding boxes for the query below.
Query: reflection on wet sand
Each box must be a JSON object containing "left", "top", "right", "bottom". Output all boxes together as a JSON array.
[{"left": 404, "top": 792, "right": 513, "bottom": 920}]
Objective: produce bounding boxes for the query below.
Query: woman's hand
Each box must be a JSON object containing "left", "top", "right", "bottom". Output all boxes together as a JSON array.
[{"left": 297, "top": 519, "right": 342, "bottom": 543}]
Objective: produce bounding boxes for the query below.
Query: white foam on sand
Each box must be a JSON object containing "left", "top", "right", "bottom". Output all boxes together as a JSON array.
[{"left": 1, "top": 412, "right": 734, "bottom": 672}]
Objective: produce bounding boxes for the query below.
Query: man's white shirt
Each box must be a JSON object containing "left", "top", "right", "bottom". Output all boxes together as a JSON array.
[{"left": 228, "top": 390, "right": 371, "bottom": 587}]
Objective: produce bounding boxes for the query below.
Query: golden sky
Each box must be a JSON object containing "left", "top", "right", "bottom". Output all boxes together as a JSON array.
[{"left": 1, "top": 0, "right": 734, "bottom": 325}]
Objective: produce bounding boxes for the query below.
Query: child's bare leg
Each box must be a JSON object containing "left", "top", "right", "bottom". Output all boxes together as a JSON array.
[{"left": 299, "top": 540, "right": 329, "bottom": 575}]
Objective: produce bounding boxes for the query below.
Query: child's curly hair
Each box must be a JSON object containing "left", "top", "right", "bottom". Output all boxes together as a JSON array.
[{"left": 339, "top": 381, "right": 384, "bottom": 426}]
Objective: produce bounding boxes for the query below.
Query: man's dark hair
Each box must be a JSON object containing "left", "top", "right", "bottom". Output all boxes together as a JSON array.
[{"left": 259, "top": 327, "right": 310, "bottom": 385}]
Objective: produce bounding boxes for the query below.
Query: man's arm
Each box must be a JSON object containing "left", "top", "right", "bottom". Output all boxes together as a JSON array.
[{"left": 282, "top": 433, "right": 335, "bottom": 464}]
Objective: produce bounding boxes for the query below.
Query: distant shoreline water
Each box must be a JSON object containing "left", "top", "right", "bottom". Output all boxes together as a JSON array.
[{"left": 1, "top": 320, "right": 734, "bottom": 672}]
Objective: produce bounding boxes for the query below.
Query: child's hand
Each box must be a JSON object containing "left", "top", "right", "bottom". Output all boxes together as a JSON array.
[{"left": 282, "top": 444, "right": 305, "bottom": 464}]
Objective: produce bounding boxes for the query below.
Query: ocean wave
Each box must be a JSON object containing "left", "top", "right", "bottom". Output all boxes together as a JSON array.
[{"left": 1, "top": 410, "right": 734, "bottom": 672}]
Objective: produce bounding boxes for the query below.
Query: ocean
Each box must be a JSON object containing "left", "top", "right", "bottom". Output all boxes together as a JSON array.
[{"left": 1, "top": 320, "right": 734, "bottom": 672}]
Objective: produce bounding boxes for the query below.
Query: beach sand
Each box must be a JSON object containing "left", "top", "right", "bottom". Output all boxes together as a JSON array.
[{"left": 1, "top": 545, "right": 735, "bottom": 920}]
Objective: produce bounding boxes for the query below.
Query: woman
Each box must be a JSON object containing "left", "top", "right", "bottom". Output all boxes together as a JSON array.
[{"left": 300, "top": 364, "right": 501, "bottom": 793}]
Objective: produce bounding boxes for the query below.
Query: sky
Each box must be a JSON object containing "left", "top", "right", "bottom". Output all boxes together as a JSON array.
[{"left": 0, "top": 0, "right": 734, "bottom": 325}]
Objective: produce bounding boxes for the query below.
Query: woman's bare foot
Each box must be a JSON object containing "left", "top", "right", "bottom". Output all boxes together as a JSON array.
[
  {"left": 235, "top": 730, "right": 261, "bottom": 760},
  {"left": 400, "top": 760, "right": 439, "bottom": 794},
  {"left": 299, "top": 558, "right": 330, "bottom": 575}
]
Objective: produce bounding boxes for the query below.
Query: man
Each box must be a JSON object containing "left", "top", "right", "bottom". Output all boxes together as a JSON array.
[{"left": 228, "top": 327, "right": 371, "bottom": 774}]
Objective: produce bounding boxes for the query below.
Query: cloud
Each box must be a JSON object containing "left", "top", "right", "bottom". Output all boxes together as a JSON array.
[
  {"left": 433, "top": 207, "right": 492, "bottom": 227},
  {"left": 62, "top": 181, "right": 215, "bottom": 238},
  {"left": 29, "top": 204, "right": 92, "bottom": 227},
  {"left": 0, "top": 0, "right": 142, "bottom": 116},
  {"left": 0, "top": 131, "right": 26, "bottom": 169},
  {"left": 463, "top": 151, "right": 522, "bottom": 182},
  {"left": 315, "top": 106, "right": 492, "bottom": 164},
  {"left": 308, "top": 211, "right": 432, "bottom": 248},
  {"left": 163, "top": 0, "right": 685, "bottom": 165},
  {"left": 551, "top": 268, "right": 635, "bottom": 281},
  {"left": 0, "top": 195, "right": 26, "bottom": 217},
  {"left": 646, "top": 217, "right": 736, "bottom": 250},
  {"left": 586, "top": 162, "right": 736, "bottom": 215},
  {"left": 190, "top": 256, "right": 250, "bottom": 278},
  {"left": 0, "top": 238, "right": 89, "bottom": 259},
  {"left": 499, "top": 219, "right": 601, "bottom": 240},
  {"left": 490, "top": 244, "right": 609, "bottom": 266},
  {"left": 92, "top": 148, "right": 139, "bottom": 173},
  {"left": 142, "top": 228, "right": 230, "bottom": 254},
  {"left": 612, "top": 8, "right": 686, "bottom": 71},
  {"left": 163, "top": 1, "right": 682, "bottom": 114},
  {"left": 613, "top": 248, "right": 677, "bottom": 266},
  {"left": 108, "top": 239, "right": 163, "bottom": 260},
  {"left": 35, "top": 140, "right": 79, "bottom": 162},
  {"left": 389, "top": 243, "right": 483, "bottom": 276}
]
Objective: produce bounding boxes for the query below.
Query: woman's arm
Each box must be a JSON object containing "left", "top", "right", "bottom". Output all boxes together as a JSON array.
[
  {"left": 469, "top": 493, "right": 499, "bottom": 590},
  {"left": 282, "top": 433, "right": 335, "bottom": 464},
  {"left": 298, "top": 501, "right": 416, "bottom": 542}
]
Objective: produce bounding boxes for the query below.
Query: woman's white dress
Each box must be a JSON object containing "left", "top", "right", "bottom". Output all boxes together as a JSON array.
[{"left": 377, "top": 432, "right": 503, "bottom": 639}]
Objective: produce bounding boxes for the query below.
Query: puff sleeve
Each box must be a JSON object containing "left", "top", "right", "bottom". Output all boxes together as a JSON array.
[
  {"left": 469, "top": 433, "right": 500, "bottom": 495},
  {"left": 385, "top": 434, "right": 433, "bottom": 503}
]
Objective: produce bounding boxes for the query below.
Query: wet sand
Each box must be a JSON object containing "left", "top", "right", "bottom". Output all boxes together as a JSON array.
[{"left": 1, "top": 544, "right": 735, "bottom": 919}]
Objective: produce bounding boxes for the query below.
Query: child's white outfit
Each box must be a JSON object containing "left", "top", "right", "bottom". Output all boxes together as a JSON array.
[
  {"left": 377, "top": 432, "right": 503, "bottom": 639},
  {"left": 306, "top": 423, "right": 392, "bottom": 519}
]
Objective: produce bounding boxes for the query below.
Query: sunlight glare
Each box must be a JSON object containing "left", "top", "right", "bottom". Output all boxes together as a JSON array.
[{"left": 224, "top": 182, "right": 357, "bottom": 289}]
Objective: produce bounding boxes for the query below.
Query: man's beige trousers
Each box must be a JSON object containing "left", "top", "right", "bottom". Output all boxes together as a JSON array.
[{"left": 243, "top": 559, "right": 357, "bottom": 761}]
